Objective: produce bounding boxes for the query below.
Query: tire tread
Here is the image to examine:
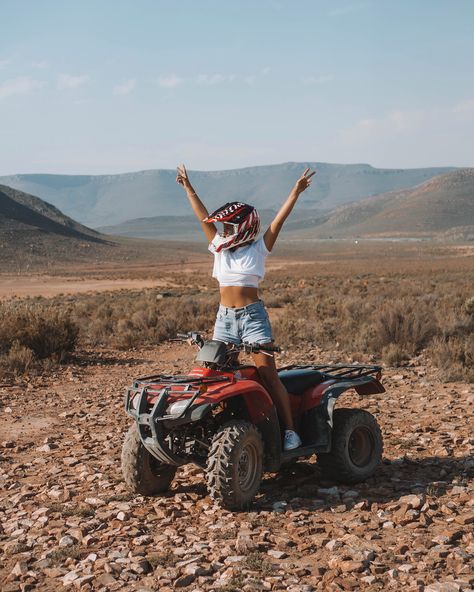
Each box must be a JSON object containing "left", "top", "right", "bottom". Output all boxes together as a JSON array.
[
  {"left": 206, "top": 420, "right": 263, "bottom": 510},
  {"left": 318, "top": 408, "right": 383, "bottom": 484}
]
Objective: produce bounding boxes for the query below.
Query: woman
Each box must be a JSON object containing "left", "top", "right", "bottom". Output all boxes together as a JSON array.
[{"left": 176, "top": 164, "right": 316, "bottom": 450}]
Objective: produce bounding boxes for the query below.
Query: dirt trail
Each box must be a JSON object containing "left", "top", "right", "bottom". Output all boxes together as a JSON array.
[
  {"left": 0, "top": 258, "right": 300, "bottom": 300},
  {"left": 0, "top": 276, "right": 178, "bottom": 299},
  {"left": 1, "top": 342, "right": 473, "bottom": 591}
]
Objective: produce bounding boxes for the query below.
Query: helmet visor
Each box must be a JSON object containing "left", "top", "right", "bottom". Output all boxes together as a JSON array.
[{"left": 221, "top": 222, "right": 239, "bottom": 237}]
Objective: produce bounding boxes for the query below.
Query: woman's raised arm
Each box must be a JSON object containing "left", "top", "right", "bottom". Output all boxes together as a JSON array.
[
  {"left": 263, "top": 168, "right": 316, "bottom": 252},
  {"left": 176, "top": 164, "right": 216, "bottom": 243}
]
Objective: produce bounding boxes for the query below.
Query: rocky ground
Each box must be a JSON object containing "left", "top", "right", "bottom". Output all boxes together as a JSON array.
[{"left": 0, "top": 342, "right": 473, "bottom": 592}]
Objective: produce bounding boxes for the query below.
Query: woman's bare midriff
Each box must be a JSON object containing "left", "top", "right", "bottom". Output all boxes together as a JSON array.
[{"left": 219, "top": 286, "right": 259, "bottom": 308}]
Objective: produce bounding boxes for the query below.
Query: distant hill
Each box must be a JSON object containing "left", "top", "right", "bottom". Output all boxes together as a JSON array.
[
  {"left": 0, "top": 184, "right": 108, "bottom": 270},
  {"left": 290, "top": 169, "right": 474, "bottom": 238},
  {"left": 97, "top": 208, "right": 332, "bottom": 241},
  {"left": 100, "top": 169, "right": 474, "bottom": 241},
  {"left": 0, "top": 185, "right": 206, "bottom": 272},
  {"left": 0, "top": 184, "right": 101, "bottom": 240},
  {"left": 98, "top": 209, "right": 282, "bottom": 240},
  {"left": 0, "top": 162, "right": 455, "bottom": 227}
]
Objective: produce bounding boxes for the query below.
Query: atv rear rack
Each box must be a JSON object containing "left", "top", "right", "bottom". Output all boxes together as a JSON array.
[{"left": 278, "top": 364, "right": 382, "bottom": 380}]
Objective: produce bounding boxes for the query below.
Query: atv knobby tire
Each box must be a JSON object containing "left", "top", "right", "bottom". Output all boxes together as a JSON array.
[
  {"left": 121, "top": 424, "right": 176, "bottom": 496},
  {"left": 206, "top": 420, "right": 263, "bottom": 510},
  {"left": 317, "top": 408, "right": 383, "bottom": 483}
]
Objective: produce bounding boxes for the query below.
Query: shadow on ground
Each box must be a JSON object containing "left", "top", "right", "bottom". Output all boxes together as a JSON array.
[{"left": 159, "top": 455, "right": 473, "bottom": 512}]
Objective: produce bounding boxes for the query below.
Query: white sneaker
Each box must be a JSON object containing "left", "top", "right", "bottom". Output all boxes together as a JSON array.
[{"left": 283, "top": 430, "right": 302, "bottom": 451}]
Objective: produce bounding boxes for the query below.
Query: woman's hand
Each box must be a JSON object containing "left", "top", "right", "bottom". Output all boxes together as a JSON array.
[
  {"left": 264, "top": 167, "right": 316, "bottom": 251},
  {"left": 293, "top": 168, "right": 316, "bottom": 195},
  {"left": 176, "top": 164, "right": 191, "bottom": 188}
]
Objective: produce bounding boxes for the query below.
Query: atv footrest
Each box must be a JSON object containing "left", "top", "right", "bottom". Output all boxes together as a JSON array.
[{"left": 281, "top": 443, "right": 329, "bottom": 463}]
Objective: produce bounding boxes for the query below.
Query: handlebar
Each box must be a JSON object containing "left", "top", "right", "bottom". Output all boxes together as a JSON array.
[
  {"left": 171, "top": 332, "right": 205, "bottom": 347},
  {"left": 171, "top": 332, "right": 281, "bottom": 354},
  {"left": 236, "top": 342, "right": 281, "bottom": 354}
]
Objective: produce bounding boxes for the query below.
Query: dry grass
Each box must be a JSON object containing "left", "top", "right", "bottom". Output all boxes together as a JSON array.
[
  {"left": 1, "top": 243, "right": 472, "bottom": 381},
  {"left": 0, "top": 300, "right": 79, "bottom": 375},
  {"left": 71, "top": 290, "right": 218, "bottom": 349}
]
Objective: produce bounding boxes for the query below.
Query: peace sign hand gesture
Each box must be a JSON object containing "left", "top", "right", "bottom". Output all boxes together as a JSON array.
[
  {"left": 293, "top": 168, "right": 316, "bottom": 195},
  {"left": 176, "top": 164, "right": 191, "bottom": 188}
]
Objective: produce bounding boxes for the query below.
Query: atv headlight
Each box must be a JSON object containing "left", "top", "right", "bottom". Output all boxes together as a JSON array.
[{"left": 167, "top": 400, "right": 190, "bottom": 417}]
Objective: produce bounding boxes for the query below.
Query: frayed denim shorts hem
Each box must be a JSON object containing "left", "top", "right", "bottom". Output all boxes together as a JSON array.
[{"left": 213, "top": 300, "right": 273, "bottom": 345}]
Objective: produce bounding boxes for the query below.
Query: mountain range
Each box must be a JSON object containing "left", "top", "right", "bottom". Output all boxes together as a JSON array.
[
  {"left": 1, "top": 165, "right": 472, "bottom": 272},
  {"left": 98, "top": 169, "right": 474, "bottom": 241},
  {"left": 294, "top": 168, "right": 474, "bottom": 239},
  {"left": 0, "top": 162, "right": 455, "bottom": 227}
]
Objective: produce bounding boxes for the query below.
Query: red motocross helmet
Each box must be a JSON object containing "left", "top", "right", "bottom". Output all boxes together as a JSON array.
[{"left": 204, "top": 202, "right": 260, "bottom": 252}]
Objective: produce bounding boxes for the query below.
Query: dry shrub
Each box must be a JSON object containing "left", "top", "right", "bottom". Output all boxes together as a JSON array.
[
  {"left": 273, "top": 316, "right": 318, "bottom": 348},
  {"left": 262, "top": 290, "right": 294, "bottom": 308},
  {"left": 381, "top": 343, "right": 410, "bottom": 367},
  {"left": 0, "top": 301, "right": 79, "bottom": 361},
  {"left": 371, "top": 300, "right": 437, "bottom": 356},
  {"left": 428, "top": 298, "right": 474, "bottom": 381},
  {"left": 265, "top": 268, "right": 472, "bottom": 381},
  {"left": 0, "top": 341, "right": 35, "bottom": 374},
  {"left": 463, "top": 296, "right": 474, "bottom": 317},
  {"left": 69, "top": 289, "right": 218, "bottom": 350},
  {"left": 429, "top": 334, "right": 474, "bottom": 382}
]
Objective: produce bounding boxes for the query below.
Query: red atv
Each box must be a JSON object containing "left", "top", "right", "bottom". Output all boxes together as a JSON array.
[{"left": 121, "top": 333, "right": 385, "bottom": 510}]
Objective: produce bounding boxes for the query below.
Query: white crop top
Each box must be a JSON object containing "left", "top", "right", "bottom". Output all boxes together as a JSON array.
[{"left": 208, "top": 236, "right": 270, "bottom": 288}]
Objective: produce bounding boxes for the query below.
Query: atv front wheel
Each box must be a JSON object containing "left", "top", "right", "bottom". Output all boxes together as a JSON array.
[
  {"left": 206, "top": 420, "right": 263, "bottom": 510},
  {"left": 317, "top": 408, "right": 383, "bottom": 483},
  {"left": 121, "top": 424, "right": 177, "bottom": 496}
]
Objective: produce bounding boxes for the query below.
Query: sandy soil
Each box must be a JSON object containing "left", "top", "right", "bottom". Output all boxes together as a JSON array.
[
  {"left": 0, "top": 258, "right": 307, "bottom": 300},
  {"left": 0, "top": 276, "right": 176, "bottom": 299}
]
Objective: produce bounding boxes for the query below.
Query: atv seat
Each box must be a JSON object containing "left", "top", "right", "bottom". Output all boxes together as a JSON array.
[{"left": 278, "top": 368, "right": 326, "bottom": 395}]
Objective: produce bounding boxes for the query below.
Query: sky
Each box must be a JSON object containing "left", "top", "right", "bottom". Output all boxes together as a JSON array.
[{"left": 1, "top": 0, "right": 474, "bottom": 175}]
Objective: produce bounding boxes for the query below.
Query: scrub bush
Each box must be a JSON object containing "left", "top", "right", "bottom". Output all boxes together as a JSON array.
[{"left": 0, "top": 301, "right": 78, "bottom": 360}]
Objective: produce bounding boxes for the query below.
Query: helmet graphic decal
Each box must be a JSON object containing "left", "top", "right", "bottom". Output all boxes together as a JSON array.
[{"left": 205, "top": 202, "right": 260, "bottom": 252}]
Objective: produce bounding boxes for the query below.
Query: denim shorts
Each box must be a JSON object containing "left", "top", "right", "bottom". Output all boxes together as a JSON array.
[{"left": 213, "top": 300, "right": 273, "bottom": 345}]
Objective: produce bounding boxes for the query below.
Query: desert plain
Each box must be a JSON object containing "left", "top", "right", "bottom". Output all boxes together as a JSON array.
[{"left": 0, "top": 240, "right": 473, "bottom": 592}]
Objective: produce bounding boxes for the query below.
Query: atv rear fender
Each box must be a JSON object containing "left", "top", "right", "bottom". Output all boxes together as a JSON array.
[{"left": 299, "top": 376, "right": 385, "bottom": 449}]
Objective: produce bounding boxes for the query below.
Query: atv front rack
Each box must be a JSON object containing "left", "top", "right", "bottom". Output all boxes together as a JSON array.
[
  {"left": 125, "top": 375, "right": 230, "bottom": 423},
  {"left": 124, "top": 375, "right": 231, "bottom": 466},
  {"left": 130, "top": 374, "right": 231, "bottom": 389},
  {"left": 278, "top": 364, "right": 382, "bottom": 380}
]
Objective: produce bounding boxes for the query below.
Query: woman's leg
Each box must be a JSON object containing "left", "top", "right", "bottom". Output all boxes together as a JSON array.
[{"left": 252, "top": 349, "right": 294, "bottom": 430}]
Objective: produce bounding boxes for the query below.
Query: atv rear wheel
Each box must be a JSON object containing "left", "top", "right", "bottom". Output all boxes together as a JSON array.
[
  {"left": 206, "top": 420, "right": 263, "bottom": 510},
  {"left": 121, "top": 424, "right": 177, "bottom": 496},
  {"left": 317, "top": 408, "right": 383, "bottom": 484}
]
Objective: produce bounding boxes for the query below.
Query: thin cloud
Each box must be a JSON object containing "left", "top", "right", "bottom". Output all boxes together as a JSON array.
[
  {"left": 340, "top": 109, "right": 431, "bottom": 145},
  {"left": 158, "top": 74, "right": 184, "bottom": 88},
  {"left": 453, "top": 99, "right": 474, "bottom": 114},
  {"left": 329, "top": 2, "right": 371, "bottom": 17},
  {"left": 157, "top": 71, "right": 266, "bottom": 89},
  {"left": 57, "top": 74, "right": 89, "bottom": 89},
  {"left": 303, "top": 74, "right": 334, "bottom": 85},
  {"left": 31, "top": 60, "right": 49, "bottom": 69},
  {"left": 0, "top": 76, "right": 45, "bottom": 99},
  {"left": 196, "top": 73, "right": 237, "bottom": 85},
  {"left": 0, "top": 59, "right": 10, "bottom": 69},
  {"left": 113, "top": 78, "right": 137, "bottom": 95}
]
